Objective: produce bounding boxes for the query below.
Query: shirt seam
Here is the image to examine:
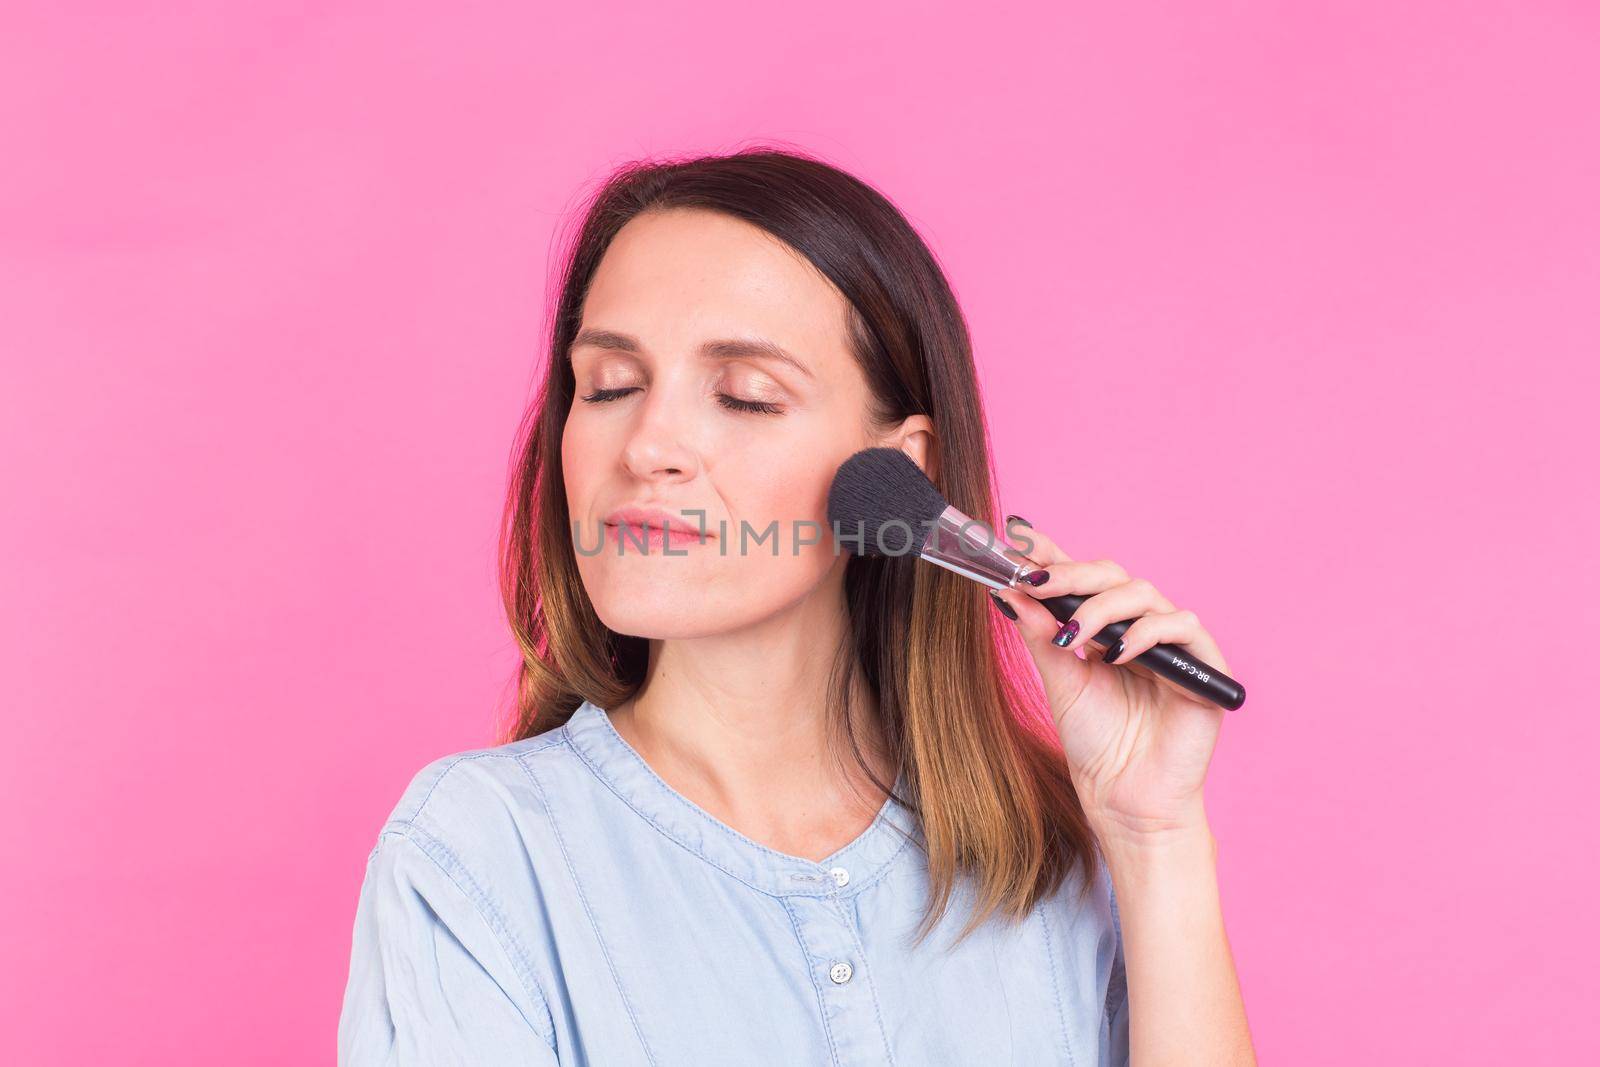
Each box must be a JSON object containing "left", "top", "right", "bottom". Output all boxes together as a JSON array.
[
  {"left": 562, "top": 724, "right": 919, "bottom": 900},
  {"left": 1035, "top": 904, "right": 1080, "bottom": 1067},
  {"left": 378, "top": 823, "right": 559, "bottom": 1052},
  {"left": 826, "top": 893, "right": 898, "bottom": 1066},
  {"left": 559, "top": 731, "right": 790, "bottom": 896},
  {"left": 406, "top": 738, "right": 566, "bottom": 824},
  {"left": 781, "top": 897, "right": 843, "bottom": 1067},
  {"left": 571, "top": 706, "right": 906, "bottom": 873},
  {"left": 516, "top": 741, "right": 662, "bottom": 1067},
  {"left": 835, "top": 829, "right": 917, "bottom": 898}
]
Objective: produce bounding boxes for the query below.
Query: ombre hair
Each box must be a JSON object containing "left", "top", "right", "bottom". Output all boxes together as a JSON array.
[{"left": 497, "top": 144, "right": 1099, "bottom": 945}]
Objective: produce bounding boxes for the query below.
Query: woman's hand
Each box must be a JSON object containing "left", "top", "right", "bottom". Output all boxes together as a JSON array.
[{"left": 989, "top": 518, "right": 1232, "bottom": 843}]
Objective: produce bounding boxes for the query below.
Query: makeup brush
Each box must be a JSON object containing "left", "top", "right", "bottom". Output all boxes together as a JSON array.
[{"left": 826, "top": 447, "right": 1247, "bottom": 711}]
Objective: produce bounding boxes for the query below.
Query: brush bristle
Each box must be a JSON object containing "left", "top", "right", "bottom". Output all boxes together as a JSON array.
[{"left": 826, "top": 448, "right": 948, "bottom": 557}]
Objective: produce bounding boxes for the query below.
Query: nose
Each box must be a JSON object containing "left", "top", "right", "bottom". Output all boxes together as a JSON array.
[{"left": 620, "top": 389, "right": 699, "bottom": 483}]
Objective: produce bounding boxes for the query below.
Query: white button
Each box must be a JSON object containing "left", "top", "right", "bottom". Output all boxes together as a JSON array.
[
  {"left": 829, "top": 961, "right": 853, "bottom": 984},
  {"left": 828, "top": 866, "right": 850, "bottom": 887}
]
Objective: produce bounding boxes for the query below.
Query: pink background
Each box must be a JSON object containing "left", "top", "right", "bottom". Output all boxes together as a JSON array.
[{"left": 4, "top": 3, "right": 1595, "bottom": 1063}]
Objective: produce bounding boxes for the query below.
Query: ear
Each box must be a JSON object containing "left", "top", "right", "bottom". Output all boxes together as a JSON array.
[{"left": 890, "top": 415, "right": 939, "bottom": 484}]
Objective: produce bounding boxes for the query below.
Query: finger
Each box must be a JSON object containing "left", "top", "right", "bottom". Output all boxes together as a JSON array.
[
  {"left": 986, "top": 587, "right": 1021, "bottom": 624},
  {"left": 1055, "top": 577, "right": 1178, "bottom": 655},
  {"left": 994, "top": 558, "right": 1142, "bottom": 645},
  {"left": 1104, "top": 610, "right": 1232, "bottom": 695},
  {"left": 991, "top": 517, "right": 1086, "bottom": 637},
  {"left": 1105, "top": 611, "right": 1191, "bottom": 664},
  {"left": 1104, "top": 608, "right": 1221, "bottom": 667},
  {"left": 1014, "top": 557, "right": 1128, "bottom": 601},
  {"left": 1001, "top": 515, "right": 1072, "bottom": 565},
  {"left": 991, "top": 582, "right": 1068, "bottom": 648}
]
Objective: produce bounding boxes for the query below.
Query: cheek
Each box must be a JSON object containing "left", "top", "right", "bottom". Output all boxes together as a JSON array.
[
  {"left": 560, "top": 417, "right": 599, "bottom": 514},
  {"left": 711, "top": 466, "right": 838, "bottom": 587},
  {"left": 722, "top": 448, "right": 831, "bottom": 526}
]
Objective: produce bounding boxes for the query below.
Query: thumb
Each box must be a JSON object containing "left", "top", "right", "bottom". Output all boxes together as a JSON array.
[{"left": 991, "top": 585, "right": 1094, "bottom": 684}]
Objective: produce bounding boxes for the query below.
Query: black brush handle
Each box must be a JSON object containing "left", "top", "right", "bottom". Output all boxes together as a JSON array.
[{"left": 1035, "top": 593, "right": 1247, "bottom": 711}]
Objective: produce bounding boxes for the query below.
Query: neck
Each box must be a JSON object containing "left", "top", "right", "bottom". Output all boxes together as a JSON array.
[{"left": 606, "top": 591, "right": 897, "bottom": 862}]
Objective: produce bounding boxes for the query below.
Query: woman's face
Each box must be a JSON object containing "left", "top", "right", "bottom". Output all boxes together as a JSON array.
[{"left": 562, "top": 206, "right": 913, "bottom": 640}]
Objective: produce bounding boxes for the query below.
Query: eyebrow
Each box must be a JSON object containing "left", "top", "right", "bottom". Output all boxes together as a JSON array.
[{"left": 569, "top": 328, "right": 815, "bottom": 381}]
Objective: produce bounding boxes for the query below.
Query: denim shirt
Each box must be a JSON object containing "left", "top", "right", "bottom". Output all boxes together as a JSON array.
[{"left": 337, "top": 699, "right": 1129, "bottom": 1066}]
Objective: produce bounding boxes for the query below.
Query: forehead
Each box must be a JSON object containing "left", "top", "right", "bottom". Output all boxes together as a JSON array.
[{"left": 578, "top": 207, "right": 851, "bottom": 368}]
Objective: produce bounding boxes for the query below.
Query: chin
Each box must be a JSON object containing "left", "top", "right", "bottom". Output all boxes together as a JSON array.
[
  {"left": 581, "top": 558, "right": 823, "bottom": 641},
  {"left": 589, "top": 594, "right": 743, "bottom": 641},
  {"left": 580, "top": 558, "right": 724, "bottom": 637}
]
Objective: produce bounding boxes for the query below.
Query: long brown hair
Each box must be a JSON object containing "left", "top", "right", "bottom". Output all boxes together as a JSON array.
[{"left": 497, "top": 144, "right": 1099, "bottom": 945}]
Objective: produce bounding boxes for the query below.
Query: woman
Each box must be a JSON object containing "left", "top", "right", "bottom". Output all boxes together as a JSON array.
[{"left": 337, "top": 148, "right": 1255, "bottom": 1066}]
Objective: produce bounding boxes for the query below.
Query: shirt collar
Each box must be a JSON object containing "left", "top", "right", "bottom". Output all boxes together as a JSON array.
[{"left": 563, "top": 698, "right": 921, "bottom": 899}]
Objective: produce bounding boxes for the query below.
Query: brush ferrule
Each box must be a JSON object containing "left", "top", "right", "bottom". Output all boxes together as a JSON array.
[{"left": 917, "top": 504, "right": 1040, "bottom": 590}]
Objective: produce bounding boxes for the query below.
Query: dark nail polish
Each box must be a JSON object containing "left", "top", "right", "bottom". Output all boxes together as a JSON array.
[
  {"left": 988, "top": 590, "right": 1018, "bottom": 621},
  {"left": 1052, "top": 619, "right": 1079, "bottom": 647},
  {"left": 1021, "top": 569, "right": 1049, "bottom": 587},
  {"left": 1005, "top": 514, "right": 1032, "bottom": 529},
  {"left": 1103, "top": 639, "right": 1125, "bottom": 664}
]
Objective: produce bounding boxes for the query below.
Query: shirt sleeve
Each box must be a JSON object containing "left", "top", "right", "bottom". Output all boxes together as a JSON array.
[{"left": 337, "top": 829, "right": 560, "bottom": 1067}]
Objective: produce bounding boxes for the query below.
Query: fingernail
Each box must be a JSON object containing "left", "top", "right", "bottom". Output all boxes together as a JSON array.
[
  {"left": 1005, "top": 514, "right": 1032, "bottom": 528},
  {"left": 988, "top": 589, "right": 1018, "bottom": 621},
  {"left": 1052, "top": 619, "right": 1079, "bottom": 647},
  {"left": 1103, "top": 638, "right": 1125, "bottom": 664},
  {"left": 1020, "top": 569, "right": 1050, "bottom": 587}
]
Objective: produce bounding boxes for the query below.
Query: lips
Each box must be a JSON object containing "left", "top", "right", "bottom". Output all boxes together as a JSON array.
[{"left": 601, "top": 505, "right": 713, "bottom": 550}]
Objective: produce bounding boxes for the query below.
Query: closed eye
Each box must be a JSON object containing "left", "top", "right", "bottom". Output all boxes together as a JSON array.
[
  {"left": 579, "top": 387, "right": 640, "bottom": 404},
  {"left": 578, "top": 387, "right": 783, "bottom": 416},
  {"left": 716, "top": 394, "right": 783, "bottom": 415}
]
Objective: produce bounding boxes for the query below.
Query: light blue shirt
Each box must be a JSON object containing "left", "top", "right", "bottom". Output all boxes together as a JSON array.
[{"left": 338, "top": 699, "right": 1130, "bottom": 1065}]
